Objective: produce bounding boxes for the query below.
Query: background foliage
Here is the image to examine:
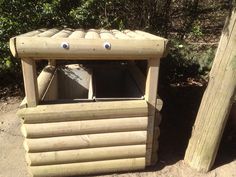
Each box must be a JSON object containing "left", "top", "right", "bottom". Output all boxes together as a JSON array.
[{"left": 0, "top": 0, "right": 232, "bottom": 92}]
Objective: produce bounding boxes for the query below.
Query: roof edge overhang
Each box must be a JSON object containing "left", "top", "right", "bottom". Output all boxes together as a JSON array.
[{"left": 11, "top": 37, "right": 167, "bottom": 60}]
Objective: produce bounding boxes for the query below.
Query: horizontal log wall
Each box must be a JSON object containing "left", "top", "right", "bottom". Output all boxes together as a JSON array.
[
  {"left": 22, "top": 117, "right": 148, "bottom": 138},
  {"left": 24, "top": 131, "right": 147, "bottom": 152},
  {"left": 29, "top": 158, "right": 145, "bottom": 177},
  {"left": 17, "top": 100, "right": 148, "bottom": 123},
  {"left": 27, "top": 145, "right": 146, "bottom": 166}
]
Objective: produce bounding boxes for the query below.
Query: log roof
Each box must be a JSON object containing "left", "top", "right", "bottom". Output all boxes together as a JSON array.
[{"left": 10, "top": 28, "right": 168, "bottom": 60}]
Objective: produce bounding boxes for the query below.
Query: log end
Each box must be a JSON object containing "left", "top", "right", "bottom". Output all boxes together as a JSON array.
[
  {"left": 25, "top": 153, "right": 32, "bottom": 166},
  {"left": 21, "top": 125, "right": 27, "bottom": 138},
  {"left": 24, "top": 140, "right": 30, "bottom": 152},
  {"left": 9, "top": 37, "right": 18, "bottom": 58}
]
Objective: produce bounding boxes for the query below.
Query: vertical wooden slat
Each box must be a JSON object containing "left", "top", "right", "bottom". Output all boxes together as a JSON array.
[
  {"left": 145, "top": 58, "right": 160, "bottom": 166},
  {"left": 21, "top": 58, "right": 39, "bottom": 107}
]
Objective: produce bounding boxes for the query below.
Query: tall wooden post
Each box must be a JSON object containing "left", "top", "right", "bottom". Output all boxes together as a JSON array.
[
  {"left": 184, "top": 9, "right": 236, "bottom": 172},
  {"left": 145, "top": 58, "right": 160, "bottom": 166}
]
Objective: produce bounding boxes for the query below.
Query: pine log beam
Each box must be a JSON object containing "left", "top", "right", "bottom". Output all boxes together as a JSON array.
[
  {"left": 29, "top": 158, "right": 145, "bottom": 177},
  {"left": 24, "top": 131, "right": 147, "bottom": 152},
  {"left": 26, "top": 145, "right": 146, "bottom": 166},
  {"left": 17, "top": 100, "right": 148, "bottom": 123},
  {"left": 21, "top": 117, "right": 148, "bottom": 138},
  {"left": 145, "top": 58, "right": 160, "bottom": 166},
  {"left": 11, "top": 37, "right": 165, "bottom": 59},
  {"left": 184, "top": 9, "right": 236, "bottom": 172}
]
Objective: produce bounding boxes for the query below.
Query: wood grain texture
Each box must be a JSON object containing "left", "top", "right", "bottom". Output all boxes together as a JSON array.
[
  {"left": 35, "top": 28, "right": 59, "bottom": 37},
  {"left": 85, "top": 29, "right": 100, "bottom": 39},
  {"left": 13, "top": 37, "right": 165, "bottom": 59},
  {"left": 26, "top": 145, "right": 146, "bottom": 165},
  {"left": 43, "top": 70, "right": 58, "bottom": 101},
  {"left": 51, "top": 29, "right": 72, "bottom": 38},
  {"left": 37, "top": 65, "right": 56, "bottom": 100},
  {"left": 29, "top": 158, "right": 145, "bottom": 177},
  {"left": 100, "top": 29, "right": 116, "bottom": 39},
  {"left": 184, "top": 9, "right": 236, "bottom": 172},
  {"left": 24, "top": 131, "right": 147, "bottom": 152},
  {"left": 145, "top": 58, "right": 160, "bottom": 166},
  {"left": 22, "top": 117, "right": 148, "bottom": 138},
  {"left": 21, "top": 58, "right": 39, "bottom": 107},
  {"left": 68, "top": 29, "right": 85, "bottom": 38},
  {"left": 17, "top": 100, "right": 148, "bottom": 123}
]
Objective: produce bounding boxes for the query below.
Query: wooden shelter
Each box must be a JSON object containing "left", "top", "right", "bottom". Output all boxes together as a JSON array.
[{"left": 10, "top": 28, "right": 168, "bottom": 177}]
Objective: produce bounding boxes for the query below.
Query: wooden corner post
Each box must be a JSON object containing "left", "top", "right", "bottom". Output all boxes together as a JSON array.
[
  {"left": 184, "top": 8, "right": 236, "bottom": 172},
  {"left": 145, "top": 58, "right": 160, "bottom": 166},
  {"left": 21, "top": 58, "right": 39, "bottom": 107}
]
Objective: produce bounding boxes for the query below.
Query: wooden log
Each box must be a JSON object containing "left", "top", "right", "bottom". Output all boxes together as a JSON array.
[
  {"left": 29, "top": 158, "right": 145, "bottom": 177},
  {"left": 134, "top": 30, "right": 166, "bottom": 40},
  {"left": 145, "top": 58, "right": 160, "bottom": 166},
  {"left": 24, "top": 131, "right": 147, "bottom": 152},
  {"left": 123, "top": 30, "right": 146, "bottom": 39},
  {"left": 36, "top": 28, "right": 60, "bottom": 37},
  {"left": 18, "top": 29, "right": 47, "bottom": 37},
  {"left": 51, "top": 29, "right": 73, "bottom": 38},
  {"left": 128, "top": 62, "right": 163, "bottom": 111},
  {"left": 19, "top": 65, "right": 56, "bottom": 108},
  {"left": 111, "top": 29, "right": 131, "bottom": 39},
  {"left": 37, "top": 65, "right": 56, "bottom": 100},
  {"left": 184, "top": 9, "right": 236, "bottom": 172},
  {"left": 68, "top": 29, "right": 85, "bottom": 38},
  {"left": 85, "top": 29, "right": 100, "bottom": 39},
  {"left": 151, "top": 111, "right": 161, "bottom": 163},
  {"left": 41, "top": 69, "right": 58, "bottom": 101},
  {"left": 21, "top": 58, "right": 39, "bottom": 107},
  {"left": 17, "top": 100, "right": 148, "bottom": 123},
  {"left": 26, "top": 145, "right": 146, "bottom": 166},
  {"left": 11, "top": 37, "right": 165, "bottom": 59},
  {"left": 48, "top": 59, "right": 56, "bottom": 66},
  {"left": 22, "top": 117, "right": 148, "bottom": 138},
  {"left": 100, "top": 29, "right": 116, "bottom": 39}
]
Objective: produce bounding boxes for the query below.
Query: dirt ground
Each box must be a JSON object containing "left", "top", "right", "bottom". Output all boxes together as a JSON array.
[{"left": 0, "top": 91, "right": 235, "bottom": 177}]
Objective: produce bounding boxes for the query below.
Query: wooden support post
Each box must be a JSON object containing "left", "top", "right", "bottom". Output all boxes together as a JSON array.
[
  {"left": 184, "top": 9, "right": 236, "bottom": 172},
  {"left": 21, "top": 58, "right": 39, "bottom": 107},
  {"left": 145, "top": 58, "right": 160, "bottom": 166},
  {"left": 48, "top": 59, "right": 56, "bottom": 66}
]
